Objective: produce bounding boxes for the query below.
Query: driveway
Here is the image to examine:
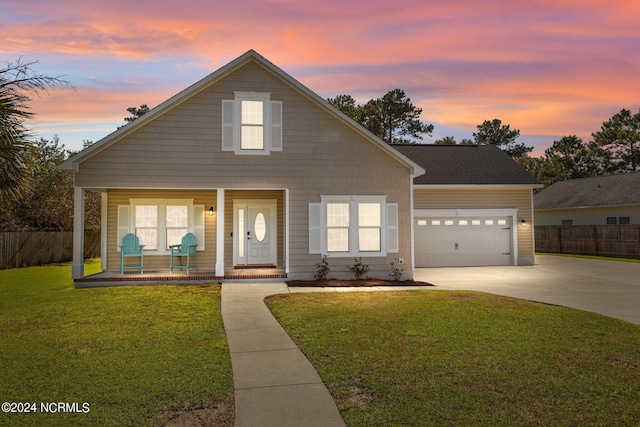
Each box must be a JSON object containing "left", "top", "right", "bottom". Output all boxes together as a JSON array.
[{"left": 413, "top": 254, "right": 640, "bottom": 324}]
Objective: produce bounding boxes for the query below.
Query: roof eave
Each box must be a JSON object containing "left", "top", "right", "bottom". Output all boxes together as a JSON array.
[
  {"left": 261, "top": 54, "right": 426, "bottom": 176},
  {"left": 535, "top": 203, "right": 640, "bottom": 211},
  {"left": 59, "top": 49, "right": 424, "bottom": 176},
  {"left": 59, "top": 50, "right": 262, "bottom": 170},
  {"left": 415, "top": 183, "right": 543, "bottom": 189}
]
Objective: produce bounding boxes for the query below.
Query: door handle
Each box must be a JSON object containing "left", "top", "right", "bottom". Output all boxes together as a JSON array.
[{"left": 455, "top": 243, "right": 458, "bottom": 250}]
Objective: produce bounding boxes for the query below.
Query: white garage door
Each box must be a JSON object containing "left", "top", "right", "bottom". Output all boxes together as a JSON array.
[{"left": 414, "top": 216, "right": 513, "bottom": 267}]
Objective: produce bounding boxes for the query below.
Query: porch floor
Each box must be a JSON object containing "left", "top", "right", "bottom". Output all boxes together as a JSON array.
[{"left": 75, "top": 267, "right": 287, "bottom": 287}]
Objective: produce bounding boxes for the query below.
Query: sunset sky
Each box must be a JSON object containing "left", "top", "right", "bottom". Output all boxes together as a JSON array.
[{"left": 2, "top": 0, "right": 639, "bottom": 156}]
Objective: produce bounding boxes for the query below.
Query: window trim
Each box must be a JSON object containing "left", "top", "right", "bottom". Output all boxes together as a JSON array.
[
  {"left": 221, "top": 92, "right": 282, "bottom": 155},
  {"left": 120, "top": 198, "right": 203, "bottom": 255},
  {"left": 317, "top": 196, "right": 388, "bottom": 258},
  {"left": 239, "top": 97, "right": 266, "bottom": 151}
]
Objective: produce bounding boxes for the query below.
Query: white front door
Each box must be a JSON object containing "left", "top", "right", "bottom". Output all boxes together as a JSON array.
[{"left": 234, "top": 200, "right": 277, "bottom": 266}]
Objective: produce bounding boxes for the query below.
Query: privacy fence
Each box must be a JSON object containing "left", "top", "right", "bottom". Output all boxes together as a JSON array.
[
  {"left": 0, "top": 231, "right": 100, "bottom": 270},
  {"left": 535, "top": 225, "right": 640, "bottom": 259}
]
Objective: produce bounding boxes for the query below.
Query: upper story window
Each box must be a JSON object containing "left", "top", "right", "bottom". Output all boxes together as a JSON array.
[
  {"left": 241, "top": 100, "right": 265, "bottom": 150},
  {"left": 222, "top": 92, "right": 282, "bottom": 155}
]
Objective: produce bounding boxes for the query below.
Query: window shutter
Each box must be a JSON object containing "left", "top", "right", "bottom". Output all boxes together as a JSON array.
[
  {"left": 386, "top": 203, "right": 399, "bottom": 253},
  {"left": 221, "top": 100, "right": 234, "bottom": 151},
  {"left": 309, "top": 203, "right": 321, "bottom": 254},
  {"left": 117, "top": 205, "right": 130, "bottom": 253},
  {"left": 271, "top": 101, "right": 282, "bottom": 151},
  {"left": 193, "top": 205, "right": 205, "bottom": 251}
]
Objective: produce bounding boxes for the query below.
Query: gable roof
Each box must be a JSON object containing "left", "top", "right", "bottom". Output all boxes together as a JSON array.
[
  {"left": 60, "top": 50, "right": 424, "bottom": 177},
  {"left": 392, "top": 144, "right": 541, "bottom": 186},
  {"left": 534, "top": 171, "right": 640, "bottom": 210}
]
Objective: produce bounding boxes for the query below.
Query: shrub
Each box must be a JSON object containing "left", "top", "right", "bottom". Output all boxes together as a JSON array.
[
  {"left": 348, "top": 257, "right": 369, "bottom": 280},
  {"left": 314, "top": 255, "right": 330, "bottom": 280},
  {"left": 389, "top": 259, "right": 404, "bottom": 281}
]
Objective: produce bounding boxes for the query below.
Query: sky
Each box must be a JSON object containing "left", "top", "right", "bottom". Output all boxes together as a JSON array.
[{"left": 2, "top": 0, "right": 639, "bottom": 156}]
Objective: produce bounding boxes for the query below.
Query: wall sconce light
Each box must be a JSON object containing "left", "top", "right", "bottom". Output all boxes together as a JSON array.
[
  {"left": 209, "top": 206, "right": 215, "bottom": 216},
  {"left": 520, "top": 218, "right": 526, "bottom": 225}
]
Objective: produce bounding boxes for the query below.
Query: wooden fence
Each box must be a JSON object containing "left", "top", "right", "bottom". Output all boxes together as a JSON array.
[
  {"left": 0, "top": 231, "right": 101, "bottom": 270},
  {"left": 535, "top": 225, "right": 640, "bottom": 259}
]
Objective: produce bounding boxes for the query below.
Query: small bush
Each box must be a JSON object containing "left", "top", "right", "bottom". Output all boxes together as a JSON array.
[
  {"left": 314, "top": 255, "right": 330, "bottom": 280},
  {"left": 348, "top": 257, "right": 369, "bottom": 280},
  {"left": 389, "top": 259, "right": 404, "bottom": 281}
]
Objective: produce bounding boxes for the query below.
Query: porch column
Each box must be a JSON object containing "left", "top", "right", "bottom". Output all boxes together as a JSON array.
[
  {"left": 215, "top": 189, "right": 225, "bottom": 276},
  {"left": 72, "top": 187, "right": 85, "bottom": 280},
  {"left": 101, "top": 192, "right": 108, "bottom": 271}
]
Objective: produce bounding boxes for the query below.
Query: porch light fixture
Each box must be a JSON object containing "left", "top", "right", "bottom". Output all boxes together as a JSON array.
[
  {"left": 520, "top": 218, "right": 526, "bottom": 225},
  {"left": 209, "top": 206, "right": 215, "bottom": 216}
]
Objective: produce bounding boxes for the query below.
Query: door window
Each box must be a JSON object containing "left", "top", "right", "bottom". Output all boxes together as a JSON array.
[{"left": 254, "top": 212, "right": 267, "bottom": 242}]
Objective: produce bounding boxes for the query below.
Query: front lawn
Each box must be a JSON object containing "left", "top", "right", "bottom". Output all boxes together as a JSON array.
[
  {"left": 266, "top": 291, "right": 640, "bottom": 426},
  {"left": 0, "top": 260, "right": 233, "bottom": 426}
]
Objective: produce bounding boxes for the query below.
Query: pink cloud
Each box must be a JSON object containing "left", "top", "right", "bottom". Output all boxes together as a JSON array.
[{"left": 2, "top": 0, "right": 639, "bottom": 154}]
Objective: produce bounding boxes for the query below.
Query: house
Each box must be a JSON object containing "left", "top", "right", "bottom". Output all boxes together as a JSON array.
[
  {"left": 60, "top": 50, "right": 540, "bottom": 283},
  {"left": 534, "top": 172, "right": 640, "bottom": 225},
  {"left": 394, "top": 144, "right": 541, "bottom": 267}
]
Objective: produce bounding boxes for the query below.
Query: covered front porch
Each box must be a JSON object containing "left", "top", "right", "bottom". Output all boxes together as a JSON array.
[{"left": 70, "top": 187, "right": 288, "bottom": 286}]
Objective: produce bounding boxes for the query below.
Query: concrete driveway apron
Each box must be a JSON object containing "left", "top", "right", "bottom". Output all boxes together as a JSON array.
[{"left": 413, "top": 254, "right": 640, "bottom": 324}]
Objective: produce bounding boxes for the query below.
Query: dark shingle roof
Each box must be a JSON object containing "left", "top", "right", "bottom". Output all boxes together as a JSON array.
[
  {"left": 534, "top": 172, "right": 640, "bottom": 209},
  {"left": 392, "top": 144, "right": 541, "bottom": 185}
]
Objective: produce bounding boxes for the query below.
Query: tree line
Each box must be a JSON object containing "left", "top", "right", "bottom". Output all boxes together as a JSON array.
[
  {"left": 327, "top": 89, "right": 640, "bottom": 188},
  {"left": 0, "top": 60, "right": 97, "bottom": 231}
]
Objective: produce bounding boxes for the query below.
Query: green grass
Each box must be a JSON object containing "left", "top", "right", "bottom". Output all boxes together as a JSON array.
[
  {"left": 0, "top": 260, "right": 233, "bottom": 426},
  {"left": 266, "top": 291, "right": 640, "bottom": 426}
]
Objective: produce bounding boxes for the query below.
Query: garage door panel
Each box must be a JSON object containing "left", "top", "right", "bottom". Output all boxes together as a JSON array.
[
  {"left": 461, "top": 241, "right": 483, "bottom": 253},
  {"left": 414, "top": 215, "right": 513, "bottom": 268}
]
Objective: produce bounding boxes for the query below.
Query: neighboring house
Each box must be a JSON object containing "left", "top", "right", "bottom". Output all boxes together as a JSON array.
[
  {"left": 534, "top": 172, "right": 640, "bottom": 226},
  {"left": 394, "top": 144, "right": 542, "bottom": 267},
  {"left": 60, "top": 50, "right": 541, "bottom": 283}
]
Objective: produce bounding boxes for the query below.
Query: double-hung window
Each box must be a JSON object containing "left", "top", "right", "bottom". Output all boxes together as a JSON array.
[
  {"left": 326, "top": 203, "right": 350, "bottom": 252},
  {"left": 118, "top": 199, "right": 204, "bottom": 255},
  {"left": 135, "top": 205, "right": 158, "bottom": 250},
  {"left": 358, "top": 203, "right": 382, "bottom": 252},
  {"left": 309, "top": 196, "right": 398, "bottom": 257},
  {"left": 240, "top": 100, "right": 265, "bottom": 150},
  {"left": 165, "top": 205, "right": 189, "bottom": 249},
  {"left": 222, "top": 92, "right": 282, "bottom": 155}
]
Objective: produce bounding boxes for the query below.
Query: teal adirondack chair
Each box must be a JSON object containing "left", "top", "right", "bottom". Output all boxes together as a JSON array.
[
  {"left": 120, "top": 233, "right": 145, "bottom": 274},
  {"left": 169, "top": 233, "right": 198, "bottom": 274}
]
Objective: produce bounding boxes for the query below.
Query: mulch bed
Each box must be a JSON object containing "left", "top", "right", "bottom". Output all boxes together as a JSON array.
[{"left": 287, "top": 279, "right": 434, "bottom": 287}]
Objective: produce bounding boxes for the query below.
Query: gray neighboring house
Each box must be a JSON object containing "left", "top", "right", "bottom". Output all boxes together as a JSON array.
[
  {"left": 394, "top": 144, "right": 542, "bottom": 267},
  {"left": 534, "top": 172, "right": 640, "bottom": 225}
]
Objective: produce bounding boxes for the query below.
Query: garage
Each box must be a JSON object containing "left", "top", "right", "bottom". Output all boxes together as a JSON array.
[{"left": 414, "top": 212, "right": 515, "bottom": 267}]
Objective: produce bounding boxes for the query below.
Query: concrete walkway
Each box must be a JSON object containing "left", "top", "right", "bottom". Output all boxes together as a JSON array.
[{"left": 221, "top": 282, "right": 345, "bottom": 427}]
